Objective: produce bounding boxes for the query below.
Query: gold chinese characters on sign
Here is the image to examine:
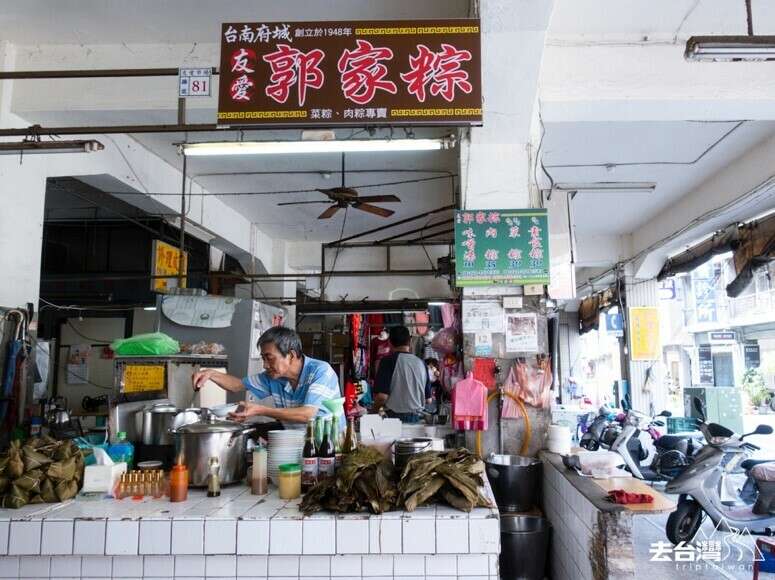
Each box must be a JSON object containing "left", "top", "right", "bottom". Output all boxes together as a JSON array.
[{"left": 151, "top": 240, "right": 188, "bottom": 293}]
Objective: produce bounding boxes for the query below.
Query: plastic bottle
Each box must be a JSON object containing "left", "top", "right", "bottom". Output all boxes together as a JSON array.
[
  {"left": 252, "top": 446, "right": 268, "bottom": 495},
  {"left": 169, "top": 463, "right": 189, "bottom": 502},
  {"left": 108, "top": 432, "right": 134, "bottom": 469}
]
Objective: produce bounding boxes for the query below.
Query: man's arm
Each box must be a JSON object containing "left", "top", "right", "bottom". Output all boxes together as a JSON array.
[
  {"left": 229, "top": 402, "right": 317, "bottom": 423},
  {"left": 372, "top": 393, "right": 389, "bottom": 412},
  {"left": 192, "top": 369, "right": 244, "bottom": 393},
  {"left": 371, "top": 354, "right": 395, "bottom": 413}
]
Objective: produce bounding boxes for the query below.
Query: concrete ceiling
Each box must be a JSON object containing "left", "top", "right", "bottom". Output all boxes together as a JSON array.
[{"left": 542, "top": 120, "right": 775, "bottom": 234}]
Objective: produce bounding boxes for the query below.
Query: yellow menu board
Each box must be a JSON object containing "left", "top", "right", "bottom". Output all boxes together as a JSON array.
[
  {"left": 123, "top": 365, "right": 165, "bottom": 393},
  {"left": 151, "top": 240, "right": 188, "bottom": 293},
  {"left": 629, "top": 307, "right": 660, "bottom": 361}
]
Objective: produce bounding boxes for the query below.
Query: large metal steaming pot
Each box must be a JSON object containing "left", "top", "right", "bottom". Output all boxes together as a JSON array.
[
  {"left": 140, "top": 402, "right": 179, "bottom": 446},
  {"left": 171, "top": 412, "right": 255, "bottom": 487}
]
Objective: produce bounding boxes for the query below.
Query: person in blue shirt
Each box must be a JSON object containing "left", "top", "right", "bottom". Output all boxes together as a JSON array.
[{"left": 192, "top": 326, "right": 340, "bottom": 429}]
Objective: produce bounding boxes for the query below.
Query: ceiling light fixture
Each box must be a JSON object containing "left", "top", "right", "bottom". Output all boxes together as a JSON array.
[
  {"left": 685, "top": 35, "right": 775, "bottom": 61},
  {"left": 0, "top": 139, "right": 104, "bottom": 155},
  {"left": 684, "top": 0, "right": 773, "bottom": 62},
  {"left": 180, "top": 136, "right": 455, "bottom": 157},
  {"left": 554, "top": 182, "right": 657, "bottom": 193}
]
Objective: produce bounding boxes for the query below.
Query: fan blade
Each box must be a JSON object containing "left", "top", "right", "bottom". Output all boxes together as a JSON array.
[
  {"left": 354, "top": 195, "right": 401, "bottom": 203},
  {"left": 352, "top": 202, "right": 395, "bottom": 218},
  {"left": 318, "top": 205, "right": 341, "bottom": 219},
  {"left": 277, "top": 200, "right": 332, "bottom": 206}
]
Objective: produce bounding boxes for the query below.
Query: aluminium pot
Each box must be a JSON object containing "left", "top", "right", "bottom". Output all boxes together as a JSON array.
[
  {"left": 394, "top": 437, "right": 434, "bottom": 472},
  {"left": 171, "top": 414, "right": 255, "bottom": 487},
  {"left": 140, "top": 402, "right": 179, "bottom": 446},
  {"left": 485, "top": 454, "right": 542, "bottom": 512}
]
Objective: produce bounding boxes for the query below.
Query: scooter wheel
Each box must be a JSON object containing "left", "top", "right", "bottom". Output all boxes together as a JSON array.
[{"left": 666, "top": 499, "right": 704, "bottom": 545}]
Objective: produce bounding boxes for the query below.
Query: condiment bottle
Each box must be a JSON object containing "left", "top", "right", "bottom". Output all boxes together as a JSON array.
[
  {"left": 114, "top": 473, "right": 127, "bottom": 500},
  {"left": 169, "top": 462, "right": 189, "bottom": 503},
  {"left": 277, "top": 463, "right": 301, "bottom": 500},
  {"left": 302, "top": 419, "right": 318, "bottom": 492},
  {"left": 207, "top": 456, "right": 221, "bottom": 498},
  {"left": 343, "top": 416, "right": 358, "bottom": 454},
  {"left": 332, "top": 415, "right": 343, "bottom": 471},
  {"left": 318, "top": 418, "right": 336, "bottom": 481},
  {"left": 252, "top": 445, "right": 268, "bottom": 495}
]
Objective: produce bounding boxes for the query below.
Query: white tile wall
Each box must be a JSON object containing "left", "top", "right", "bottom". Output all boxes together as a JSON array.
[
  {"left": 8, "top": 521, "right": 41, "bottom": 555},
  {"left": 269, "top": 520, "right": 302, "bottom": 555},
  {"left": 206, "top": 554, "right": 237, "bottom": 577},
  {"left": 369, "top": 517, "right": 401, "bottom": 554},
  {"left": 299, "top": 555, "right": 330, "bottom": 577},
  {"left": 267, "top": 555, "right": 300, "bottom": 576},
  {"left": 435, "top": 518, "right": 468, "bottom": 554},
  {"left": 172, "top": 520, "right": 204, "bottom": 555},
  {"left": 237, "top": 520, "right": 270, "bottom": 555},
  {"left": 336, "top": 519, "right": 369, "bottom": 554},
  {"left": 73, "top": 520, "right": 106, "bottom": 555},
  {"left": 81, "top": 555, "right": 112, "bottom": 577},
  {"left": 330, "top": 555, "right": 361, "bottom": 576},
  {"left": 174, "top": 555, "right": 206, "bottom": 577},
  {"left": 139, "top": 520, "right": 171, "bottom": 555},
  {"left": 394, "top": 554, "right": 425, "bottom": 576},
  {"left": 457, "top": 555, "right": 488, "bottom": 576},
  {"left": 111, "top": 555, "right": 144, "bottom": 577},
  {"left": 237, "top": 555, "right": 269, "bottom": 577},
  {"left": 0, "top": 522, "right": 7, "bottom": 556},
  {"left": 362, "top": 554, "right": 393, "bottom": 576},
  {"left": 303, "top": 519, "right": 335, "bottom": 555},
  {"left": 41, "top": 520, "right": 73, "bottom": 555},
  {"left": 0, "top": 557, "right": 18, "bottom": 578},
  {"left": 49, "top": 555, "right": 81, "bottom": 577},
  {"left": 106, "top": 520, "right": 139, "bottom": 555},
  {"left": 402, "top": 519, "right": 435, "bottom": 554},
  {"left": 204, "top": 519, "right": 237, "bottom": 554},
  {"left": 19, "top": 556, "right": 50, "bottom": 577},
  {"left": 143, "top": 555, "right": 174, "bottom": 576},
  {"left": 468, "top": 518, "right": 499, "bottom": 554},
  {"left": 425, "top": 555, "right": 457, "bottom": 576}
]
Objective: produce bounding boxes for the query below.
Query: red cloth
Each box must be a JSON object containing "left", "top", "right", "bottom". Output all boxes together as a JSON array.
[
  {"left": 369, "top": 336, "right": 392, "bottom": 382},
  {"left": 607, "top": 489, "right": 654, "bottom": 504}
]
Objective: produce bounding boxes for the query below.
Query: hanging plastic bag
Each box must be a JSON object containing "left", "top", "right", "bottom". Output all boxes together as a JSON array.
[
  {"left": 514, "top": 356, "right": 553, "bottom": 409},
  {"left": 431, "top": 327, "right": 458, "bottom": 355},
  {"left": 111, "top": 332, "right": 180, "bottom": 356},
  {"left": 501, "top": 364, "right": 523, "bottom": 419}
]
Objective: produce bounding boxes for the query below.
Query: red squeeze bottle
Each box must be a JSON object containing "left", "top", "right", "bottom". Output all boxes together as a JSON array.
[{"left": 169, "top": 463, "right": 189, "bottom": 503}]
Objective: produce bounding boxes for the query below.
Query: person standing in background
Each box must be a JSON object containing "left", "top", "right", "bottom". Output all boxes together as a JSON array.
[{"left": 371, "top": 326, "right": 432, "bottom": 423}]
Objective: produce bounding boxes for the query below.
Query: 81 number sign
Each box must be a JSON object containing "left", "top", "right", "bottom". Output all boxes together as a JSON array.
[{"left": 179, "top": 68, "right": 211, "bottom": 97}]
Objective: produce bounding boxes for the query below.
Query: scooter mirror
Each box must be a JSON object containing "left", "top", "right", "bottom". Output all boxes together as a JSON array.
[
  {"left": 693, "top": 397, "right": 707, "bottom": 422},
  {"left": 659, "top": 410, "right": 672, "bottom": 417},
  {"left": 754, "top": 424, "right": 774, "bottom": 436}
]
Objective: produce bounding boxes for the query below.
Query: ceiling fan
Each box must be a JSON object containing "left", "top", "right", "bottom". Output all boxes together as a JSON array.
[{"left": 276, "top": 153, "right": 401, "bottom": 219}]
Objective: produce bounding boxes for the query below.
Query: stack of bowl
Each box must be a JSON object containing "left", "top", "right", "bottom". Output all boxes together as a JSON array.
[{"left": 267, "top": 430, "right": 305, "bottom": 484}]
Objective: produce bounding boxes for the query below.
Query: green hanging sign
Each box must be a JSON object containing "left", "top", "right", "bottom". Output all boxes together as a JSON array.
[{"left": 454, "top": 209, "right": 549, "bottom": 287}]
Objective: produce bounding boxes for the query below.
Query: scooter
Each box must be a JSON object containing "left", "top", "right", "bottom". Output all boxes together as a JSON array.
[
  {"left": 664, "top": 397, "right": 775, "bottom": 544},
  {"left": 610, "top": 408, "right": 703, "bottom": 482}
]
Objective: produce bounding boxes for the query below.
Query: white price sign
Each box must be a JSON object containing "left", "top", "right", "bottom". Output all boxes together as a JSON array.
[{"left": 178, "top": 68, "right": 211, "bottom": 97}]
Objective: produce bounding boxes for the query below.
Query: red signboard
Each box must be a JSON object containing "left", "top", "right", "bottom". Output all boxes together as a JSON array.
[{"left": 217, "top": 20, "right": 482, "bottom": 127}]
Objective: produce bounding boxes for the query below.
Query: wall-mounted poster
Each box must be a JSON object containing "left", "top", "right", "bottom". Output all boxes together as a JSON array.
[
  {"left": 629, "top": 307, "right": 660, "bottom": 361},
  {"left": 505, "top": 313, "right": 538, "bottom": 353}
]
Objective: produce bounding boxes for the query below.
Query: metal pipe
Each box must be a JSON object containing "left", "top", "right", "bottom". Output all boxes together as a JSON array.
[
  {"left": 376, "top": 218, "right": 454, "bottom": 244},
  {"left": 41, "top": 269, "right": 435, "bottom": 282},
  {"left": 330, "top": 239, "right": 451, "bottom": 248},
  {"left": 0, "top": 68, "right": 218, "bottom": 79},
  {"left": 406, "top": 228, "right": 454, "bottom": 243},
  {"left": 329, "top": 203, "right": 456, "bottom": 246}
]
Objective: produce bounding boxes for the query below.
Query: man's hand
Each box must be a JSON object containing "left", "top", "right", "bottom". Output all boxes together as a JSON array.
[
  {"left": 191, "top": 369, "right": 244, "bottom": 393},
  {"left": 228, "top": 401, "right": 266, "bottom": 422}
]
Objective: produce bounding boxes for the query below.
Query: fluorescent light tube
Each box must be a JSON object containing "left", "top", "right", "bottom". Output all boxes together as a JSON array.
[
  {"left": 143, "top": 306, "right": 157, "bottom": 311},
  {"left": 555, "top": 182, "right": 656, "bottom": 193},
  {"left": 685, "top": 36, "right": 775, "bottom": 61},
  {"left": 0, "top": 139, "right": 104, "bottom": 155},
  {"left": 181, "top": 137, "right": 453, "bottom": 156}
]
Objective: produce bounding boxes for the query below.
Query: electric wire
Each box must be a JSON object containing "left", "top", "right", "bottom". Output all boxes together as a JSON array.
[{"left": 322, "top": 206, "right": 350, "bottom": 298}]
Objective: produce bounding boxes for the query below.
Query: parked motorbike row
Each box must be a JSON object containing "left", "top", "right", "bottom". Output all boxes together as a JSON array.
[{"left": 572, "top": 397, "right": 775, "bottom": 544}]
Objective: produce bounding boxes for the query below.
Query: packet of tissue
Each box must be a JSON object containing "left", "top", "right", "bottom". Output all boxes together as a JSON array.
[{"left": 82, "top": 447, "right": 127, "bottom": 496}]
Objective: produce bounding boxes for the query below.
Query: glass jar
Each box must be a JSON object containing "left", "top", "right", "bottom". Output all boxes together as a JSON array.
[{"left": 277, "top": 463, "right": 301, "bottom": 500}]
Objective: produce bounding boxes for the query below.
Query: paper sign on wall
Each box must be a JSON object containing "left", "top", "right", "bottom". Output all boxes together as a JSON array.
[
  {"left": 462, "top": 301, "right": 504, "bottom": 333},
  {"left": 505, "top": 313, "right": 538, "bottom": 353},
  {"left": 629, "top": 307, "right": 660, "bottom": 361},
  {"left": 123, "top": 365, "right": 165, "bottom": 393},
  {"left": 474, "top": 333, "right": 492, "bottom": 356},
  {"left": 66, "top": 344, "right": 90, "bottom": 385}
]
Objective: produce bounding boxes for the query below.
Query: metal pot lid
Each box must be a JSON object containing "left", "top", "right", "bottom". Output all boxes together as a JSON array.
[
  {"left": 177, "top": 418, "right": 245, "bottom": 434},
  {"left": 147, "top": 402, "right": 179, "bottom": 413}
]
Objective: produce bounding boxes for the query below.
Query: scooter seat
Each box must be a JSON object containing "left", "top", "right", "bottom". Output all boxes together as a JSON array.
[
  {"left": 741, "top": 459, "right": 775, "bottom": 471},
  {"left": 657, "top": 434, "right": 702, "bottom": 450}
]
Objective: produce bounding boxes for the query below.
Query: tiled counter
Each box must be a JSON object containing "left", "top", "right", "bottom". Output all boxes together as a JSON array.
[{"left": 0, "top": 485, "right": 499, "bottom": 579}]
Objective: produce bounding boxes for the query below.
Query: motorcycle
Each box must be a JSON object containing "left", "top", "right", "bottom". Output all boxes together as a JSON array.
[
  {"left": 664, "top": 397, "right": 775, "bottom": 544},
  {"left": 611, "top": 408, "right": 703, "bottom": 482}
]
